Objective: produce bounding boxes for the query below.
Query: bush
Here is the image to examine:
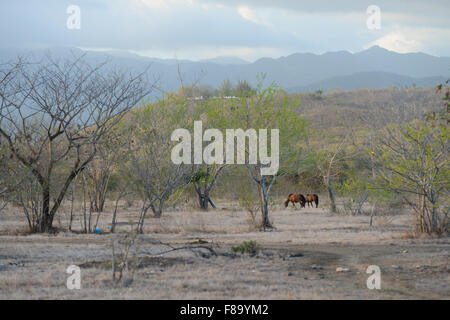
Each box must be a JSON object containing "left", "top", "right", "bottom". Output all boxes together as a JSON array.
[{"left": 231, "top": 241, "right": 259, "bottom": 255}]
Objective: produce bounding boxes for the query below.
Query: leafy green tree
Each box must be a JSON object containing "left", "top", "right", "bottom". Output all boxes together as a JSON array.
[
  {"left": 373, "top": 120, "right": 449, "bottom": 234},
  {"left": 206, "top": 78, "right": 306, "bottom": 229}
]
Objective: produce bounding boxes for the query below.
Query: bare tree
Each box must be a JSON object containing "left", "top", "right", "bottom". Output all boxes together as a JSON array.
[
  {"left": 82, "top": 125, "right": 128, "bottom": 215},
  {"left": 0, "top": 54, "right": 152, "bottom": 232},
  {"left": 315, "top": 134, "right": 354, "bottom": 213},
  {"left": 0, "top": 146, "right": 21, "bottom": 210},
  {"left": 124, "top": 99, "right": 194, "bottom": 232}
]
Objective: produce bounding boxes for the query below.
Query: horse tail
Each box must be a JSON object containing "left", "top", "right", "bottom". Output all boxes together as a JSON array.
[{"left": 314, "top": 194, "right": 319, "bottom": 207}]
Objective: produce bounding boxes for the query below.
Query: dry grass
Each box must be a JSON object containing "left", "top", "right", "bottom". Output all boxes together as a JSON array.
[
  {"left": 0, "top": 201, "right": 449, "bottom": 300},
  {"left": 373, "top": 215, "right": 396, "bottom": 227}
]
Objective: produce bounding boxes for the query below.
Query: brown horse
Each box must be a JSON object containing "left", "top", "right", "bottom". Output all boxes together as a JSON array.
[
  {"left": 284, "top": 193, "right": 306, "bottom": 208},
  {"left": 305, "top": 194, "right": 319, "bottom": 208}
]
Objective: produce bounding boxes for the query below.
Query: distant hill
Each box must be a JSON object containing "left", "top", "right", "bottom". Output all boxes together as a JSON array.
[
  {"left": 287, "top": 71, "right": 447, "bottom": 93},
  {"left": 0, "top": 46, "right": 448, "bottom": 97},
  {"left": 199, "top": 56, "right": 250, "bottom": 65}
]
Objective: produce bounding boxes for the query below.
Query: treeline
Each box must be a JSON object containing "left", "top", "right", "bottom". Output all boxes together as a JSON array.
[
  {"left": 0, "top": 56, "right": 448, "bottom": 236},
  {"left": 175, "top": 79, "right": 256, "bottom": 98}
]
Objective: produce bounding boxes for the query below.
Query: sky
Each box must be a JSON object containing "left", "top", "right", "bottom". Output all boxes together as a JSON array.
[{"left": 1, "top": 0, "right": 450, "bottom": 61}]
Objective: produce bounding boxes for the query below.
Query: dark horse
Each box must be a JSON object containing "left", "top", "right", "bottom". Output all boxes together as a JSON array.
[
  {"left": 284, "top": 193, "right": 306, "bottom": 208},
  {"left": 305, "top": 194, "right": 319, "bottom": 208}
]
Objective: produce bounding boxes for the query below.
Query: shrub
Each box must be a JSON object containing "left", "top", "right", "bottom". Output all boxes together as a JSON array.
[{"left": 231, "top": 241, "right": 259, "bottom": 255}]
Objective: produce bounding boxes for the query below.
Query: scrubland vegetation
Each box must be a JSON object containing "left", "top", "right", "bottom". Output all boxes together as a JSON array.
[
  {"left": 0, "top": 56, "right": 448, "bottom": 299},
  {"left": 1, "top": 56, "right": 447, "bottom": 236}
]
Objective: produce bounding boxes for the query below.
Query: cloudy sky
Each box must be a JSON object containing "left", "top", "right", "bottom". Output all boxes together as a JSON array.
[{"left": 1, "top": 0, "right": 450, "bottom": 61}]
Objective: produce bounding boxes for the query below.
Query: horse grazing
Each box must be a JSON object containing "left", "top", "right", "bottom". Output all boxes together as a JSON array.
[
  {"left": 305, "top": 194, "right": 319, "bottom": 208},
  {"left": 284, "top": 193, "right": 306, "bottom": 208}
]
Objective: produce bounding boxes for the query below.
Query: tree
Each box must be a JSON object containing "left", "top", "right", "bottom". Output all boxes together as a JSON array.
[
  {"left": 176, "top": 84, "right": 215, "bottom": 99},
  {"left": 0, "top": 55, "right": 152, "bottom": 232},
  {"left": 314, "top": 134, "right": 354, "bottom": 213},
  {"left": 206, "top": 78, "right": 306, "bottom": 229},
  {"left": 373, "top": 120, "right": 449, "bottom": 234},
  {"left": 433, "top": 81, "right": 449, "bottom": 124},
  {"left": 192, "top": 164, "right": 226, "bottom": 210},
  {"left": 197, "top": 84, "right": 215, "bottom": 98},
  {"left": 234, "top": 80, "right": 254, "bottom": 97},
  {"left": 0, "top": 142, "right": 21, "bottom": 210},
  {"left": 219, "top": 79, "right": 233, "bottom": 96},
  {"left": 82, "top": 128, "right": 124, "bottom": 213},
  {"left": 123, "top": 96, "right": 194, "bottom": 232},
  {"left": 189, "top": 100, "right": 228, "bottom": 210}
]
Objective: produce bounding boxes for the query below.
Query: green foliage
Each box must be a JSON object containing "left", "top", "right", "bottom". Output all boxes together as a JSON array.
[
  {"left": 231, "top": 241, "right": 259, "bottom": 255},
  {"left": 338, "top": 177, "right": 367, "bottom": 198},
  {"left": 375, "top": 121, "right": 448, "bottom": 194},
  {"left": 205, "top": 75, "right": 307, "bottom": 172},
  {"left": 373, "top": 120, "right": 449, "bottom": 234}
]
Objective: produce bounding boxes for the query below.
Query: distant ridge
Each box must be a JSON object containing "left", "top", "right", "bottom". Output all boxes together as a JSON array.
[
  {"left": 0, "top": 46, "right": 448, "bottom": 97},
  {"left": 199, "top": 56, "right": 250, "bottom": 65},
  {"left": 287, "top": 71, "right": 447, "bottom": 93}
]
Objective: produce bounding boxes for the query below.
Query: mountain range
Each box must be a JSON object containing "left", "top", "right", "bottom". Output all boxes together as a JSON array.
[{"left": 0, "top": 46, "right": 449, "bottom": 97}]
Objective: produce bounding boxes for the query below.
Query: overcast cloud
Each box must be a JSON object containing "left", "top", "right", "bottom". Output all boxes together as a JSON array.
[{"left": 1, "top": 0, "right": 449, "bottom": 60}]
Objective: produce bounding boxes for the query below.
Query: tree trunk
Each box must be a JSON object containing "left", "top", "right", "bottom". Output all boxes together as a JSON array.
[
  {"left": 258, "top": 183, "right": 272, "bottom": 230},
  {"left": 193, "top": 166, "right": 225, "bottom": 211},
  {"left": 430, "top": 190, "right": 437, "bottom": 233},
  {"left": 93, "top": 184, "right": 107, "bottom": 212},
  {"left": 138, "top": 203, "right": 150, "bottom": 233},
  {"left": 354, "top": 190, "right": 368, "bottom": 215},
  {"left": 82, "top": 177, "right": 87, "bottom": 233},
  {"left": 97, "top": 192, "right": 106, "bottom": 212},
  {"left": 155, "top": 200, "right": 164, "bottom": 218},
  {"left": 323, "top": 173, "right": 337, "bottom": 214},
  {"left": 195, "top": 185, "right": 209, "bottom": 210},
  {"left": 198, "top": 193, "right": 209, "bottom": 210},
  {"left": 418, "top": 193, "right": 427, "bottom": 234},
  {"left": 69, "top": 188, "right": 74, "bottom": 231},
  {"left": 327, "top": 184, "right": 337, "bottom": 213},
  {"left": 369, "top": 201, "right": 377, "bottom": 228},
  {"left": 110, "top": 193, "right": 122, "bottom": 233},
  {"left": 41, "top": 182, "right": 52, "bottom": 232}
]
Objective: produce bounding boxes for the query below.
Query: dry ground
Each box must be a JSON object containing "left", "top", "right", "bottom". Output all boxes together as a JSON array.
[{"left": 0, "top": 202, "right": 449, "bottom": 299}]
